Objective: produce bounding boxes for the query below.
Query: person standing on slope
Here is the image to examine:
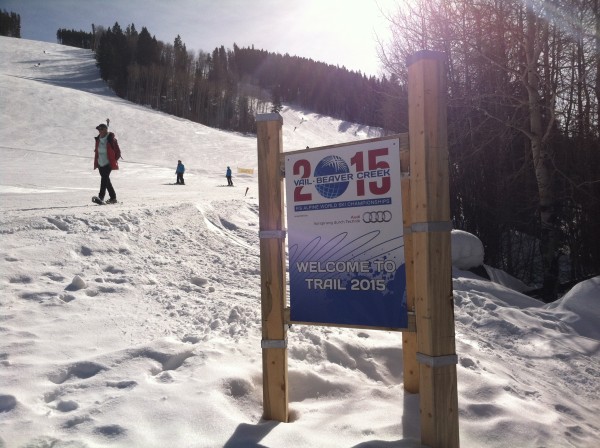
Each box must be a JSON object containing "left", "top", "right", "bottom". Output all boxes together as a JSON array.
[
  {"left": 94, "top": 123, "right": 119, "bottom": 203},
  {"left": 226, "top": 166, "right": 233, "bottom": 186},
  {"left": 175, "top": 160, "right": 185, "bottom": 185}
]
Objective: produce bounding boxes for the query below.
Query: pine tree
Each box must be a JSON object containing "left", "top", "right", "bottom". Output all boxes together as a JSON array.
[
  {"left": 0, "top": 9, "right": 20, "bottom": 38},
  {"left": 270, "top": 85, "right": 283, "bottom": 113}
]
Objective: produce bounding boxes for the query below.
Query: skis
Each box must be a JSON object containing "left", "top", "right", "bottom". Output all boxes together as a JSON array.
[
  {"left": 92, "top": 196, "right": 104, "bottom": 205},
  {"left": 92, "top": 196, "right": 118, "bottom": 205}
]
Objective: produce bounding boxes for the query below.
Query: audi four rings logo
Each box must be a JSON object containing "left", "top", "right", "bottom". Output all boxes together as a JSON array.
[{"left": 362, "top": 211, "right": 392, "bottom": 223}]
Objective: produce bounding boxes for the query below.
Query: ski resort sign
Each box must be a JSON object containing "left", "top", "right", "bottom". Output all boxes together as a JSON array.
[{"left": 285, "top": 138, "right": 407, "bottom": 329}]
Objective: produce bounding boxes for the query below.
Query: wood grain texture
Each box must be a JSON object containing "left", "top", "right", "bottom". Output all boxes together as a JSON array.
[
  {"left": 257, "top": 115, "right": 289, "bottom": 422},
  {"left": 401, "top": 145, "right": 419, "bottom": 393},
  {"left": 408, "top": 54, "right": 460, "bottom": 447}
]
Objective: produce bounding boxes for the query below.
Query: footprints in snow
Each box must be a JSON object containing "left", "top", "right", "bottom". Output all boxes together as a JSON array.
[
  {"left": 94, "top": 424, "right": 127, "bottom": 438},
  {"left": 5, "top": 204, "right": 260, "bottom": 319},
  {"left": 3, "top": 212, "right": 139, "bottom": 303},
  {"left": 44, "top": 272, "right": 66, "bottom": 282},
  {"left": 46, "top": 213, "right": 137, "bottom": 233},
  {"left": 0, "top": 394, "right": 17, "bottom": 413},
  {"left": 6, "top": 261, "right": 133, "bottom": 303},
  {"left": 106, "top": 380, "right": 137, "bottom": 389},
  {"left": 56, "top": 400, "right": 79, "bottom": 412},
  {"left": 48, "top": 361, "right": 107, "bottom": 384},
  {"left": 223, "top": 377, "right": 255, "bottom": 399},
  {"left": 35, "top": 341, "right": 195, "bottom": 438},
  {"left": 9, "top": 273, "right": 33, "bottom": 284}
]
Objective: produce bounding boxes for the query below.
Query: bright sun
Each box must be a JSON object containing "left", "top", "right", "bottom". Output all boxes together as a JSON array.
[{"left": 273, "top": 0, "right": 398, "bottom": 76}]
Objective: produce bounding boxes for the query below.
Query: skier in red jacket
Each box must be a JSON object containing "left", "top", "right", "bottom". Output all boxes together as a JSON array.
[{"left": 93, "top": 123, "right": 120, "bottom": 203}]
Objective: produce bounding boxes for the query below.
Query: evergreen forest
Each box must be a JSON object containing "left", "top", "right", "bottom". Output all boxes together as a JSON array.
[
  {"left": 56, "top": 28, "right": 93, "bottom": 49},
  {"left": 0, "top": 9, "right": 20, "bottom": 38},
  {"left": 89, "top": 23, "right": 405, "bottom": 136}
]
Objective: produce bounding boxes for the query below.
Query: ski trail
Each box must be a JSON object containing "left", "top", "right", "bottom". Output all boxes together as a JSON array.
[{"left": 194, "top": 203, "right": 253, "bottom": 250}]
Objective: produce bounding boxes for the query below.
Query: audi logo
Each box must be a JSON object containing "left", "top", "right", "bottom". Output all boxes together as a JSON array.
[{"left": 362, "top": 210, "right": 392, "bottom": 223}]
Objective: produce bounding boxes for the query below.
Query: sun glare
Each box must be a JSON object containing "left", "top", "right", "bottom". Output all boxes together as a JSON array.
[{"left": 280, "top": 0, "right": 397, "bottom": 76}]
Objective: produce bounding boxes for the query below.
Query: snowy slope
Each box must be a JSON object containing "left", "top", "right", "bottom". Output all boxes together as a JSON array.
[{"left": 1, "top": 36, "right": 599, "bottom": 448}]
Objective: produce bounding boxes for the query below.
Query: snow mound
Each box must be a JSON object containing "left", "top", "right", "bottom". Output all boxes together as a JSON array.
[
  {"left": 451, "top": 229, "right": 484, "bottom": 270},
  {"left": 484, "top": 265, "right": 533, "bottom": 293},
  {"left": 546, "top": 276, "right": 600, "bottom": 340}
]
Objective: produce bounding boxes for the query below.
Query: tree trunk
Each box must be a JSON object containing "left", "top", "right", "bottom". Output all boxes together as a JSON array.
[{"left": 525, "top": 8, "right": 559, "bottom": 301}]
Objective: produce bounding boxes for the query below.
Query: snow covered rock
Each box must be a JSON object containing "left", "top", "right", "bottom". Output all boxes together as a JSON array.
[
  {"left": 66, "top": 275, "right": 86, "bottom": 291},
  {"left": 190, "top": 275, "right": 208, "bottom": 287},
  {"left": 451, "top": 229, "right": 484, "bottom": 270}
]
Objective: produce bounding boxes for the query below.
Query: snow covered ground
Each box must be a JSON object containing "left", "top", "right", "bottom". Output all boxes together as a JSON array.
[{"left": 1, "top": 36, "right": 599, "bottom": 448}]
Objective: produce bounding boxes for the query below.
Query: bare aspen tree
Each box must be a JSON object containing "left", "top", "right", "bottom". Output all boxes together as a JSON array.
[{"left": 380, "top": 0, "right": 599, "bottom": 299}]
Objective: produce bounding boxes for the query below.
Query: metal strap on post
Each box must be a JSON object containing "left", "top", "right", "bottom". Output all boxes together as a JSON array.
[
  {"left": 416, "top": 352, "right": 458, "bottom": 367},
  {"left": 280, "top": 158, "right": 286, "bottom": 177},
  {"left": 261, "top": 339, "right": 288, "bottom": 349},
  {"left": 259, "top": 230, "right": 287, "bottom": 239},
  {"left": 256, "top": 113, "right": 282, "bottom": 123},
  {"left": 411, "top": 221, "right": 452, "bottom": 233}
]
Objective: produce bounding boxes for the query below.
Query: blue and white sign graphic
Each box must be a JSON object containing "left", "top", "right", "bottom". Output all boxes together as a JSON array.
[
  {"left": 313, "top": 155, "right": 351, "bottom": 198},
  {"left": 285, "top": 138, "right": 407, "bottom": 329}
]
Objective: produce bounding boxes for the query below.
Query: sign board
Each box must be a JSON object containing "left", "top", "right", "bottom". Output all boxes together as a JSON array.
[{"left": 285, "top": 138, "right": 407, "bottom": 329}]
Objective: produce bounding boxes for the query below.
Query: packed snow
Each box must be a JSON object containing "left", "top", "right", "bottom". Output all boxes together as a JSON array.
[{"left": 1, "top": 37, "right": 599, "bottom": 448}]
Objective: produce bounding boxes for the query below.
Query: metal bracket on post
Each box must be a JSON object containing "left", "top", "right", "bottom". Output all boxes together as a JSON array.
[
  {"left": 261, "top": 339, "right": 288, "bottom": 349},
  {"left": 411, "top": 221, "right": 453, "bottom": 233},
  {"left": 256, "top": 113, "right": 282, "bottom": 123},
  {"left": 416, "top": 352, "right": 458, "bottom": 367},
  {"left": 280, "top": 157, "right": 286, "bottom": 177},
  {"left": 259, "top": 230, "right": 287, "bottom": 239}
]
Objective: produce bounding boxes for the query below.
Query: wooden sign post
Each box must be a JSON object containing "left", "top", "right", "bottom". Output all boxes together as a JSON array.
[
  {"left": 400, "top": 146, "right": 419, "bottom": 393},
  {"left": 256, "top": 113, "right": 289, "bottom": 422},
  {"left": 407, "top": 51, "right": 459, "bottom": 447},
  {"left": 255, "top": 51, "right": 459, "bottom": 446}
]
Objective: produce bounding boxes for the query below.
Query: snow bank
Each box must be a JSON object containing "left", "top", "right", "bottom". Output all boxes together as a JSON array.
[
  {"left": 546, "top": 276, "right": 600, "bottom": 340},
  {"left": 451, "top": 229, "right": 484, "bottom": 270}
]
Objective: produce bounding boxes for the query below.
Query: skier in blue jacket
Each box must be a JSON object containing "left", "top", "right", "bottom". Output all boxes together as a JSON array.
[
  {"left": 176, "top": 160, "right": 185, "bottom": 185},
  {"left": 226, "top": 166, "right": 233, "bottom": 186}
]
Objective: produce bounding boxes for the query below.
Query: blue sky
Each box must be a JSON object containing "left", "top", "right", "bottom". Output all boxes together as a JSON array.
[{"left": 0, "top": 0, "right": 397, "bottom": 77}]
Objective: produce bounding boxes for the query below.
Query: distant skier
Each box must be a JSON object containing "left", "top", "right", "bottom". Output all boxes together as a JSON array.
[
  {"left": 93, "top": 122, "right": 119, "bottom": 203},
  {"left": 176, "top": 160, "right": 185, "bottom": 185},
  {"left": 226, "top": 166, "right": 233, "bottom": 186}
]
